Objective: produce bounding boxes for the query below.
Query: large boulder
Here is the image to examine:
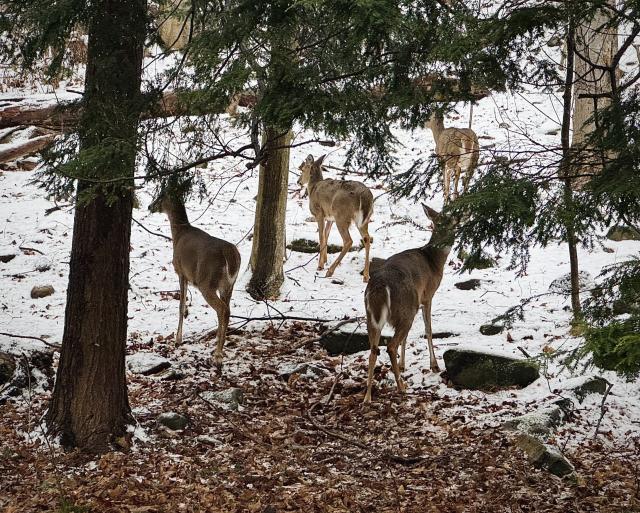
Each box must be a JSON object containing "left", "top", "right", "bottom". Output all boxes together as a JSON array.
[
  {"left": 606, "top": 225, "right": 640, "bottom": 242},
  {"left": 320, "top": 326, "right": 389, "bottom": 356},
  {"left": 549, "top": 271, "right": 594, "bottom": 295},
  {"left": 443, "top": 349, "right": 539, "bottom": 390},
  {"left": 127, "top": 353, "right": 171, "bottom": 376}
]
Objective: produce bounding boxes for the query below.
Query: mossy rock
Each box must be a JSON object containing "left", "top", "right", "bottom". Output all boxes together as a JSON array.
[
  {"left": 0, "top": 352, "right": 16, "bottom": 385},
  {"left": 480, "top": 323, "right": 505, "bottom": 336},
  {"left": 288, "top": 238, "right": 345, "bottom": 254},
  {"left": 457, "top": 250, "right": 497, "bottom": 270},
  {"left": 572, "top": 377, "right": 609, "bottom": 403},
  {"left": 606, "top": 225, "right": 640, "bottom": 242},
  {"left": 320, "top": 327, "right": 390, "bottom": 356},
  {"left": 515, "top": 433, "right": 575, "bottom": 478},
  {"left": 443, "top": 349, "right": 539, "bottom": 390}
]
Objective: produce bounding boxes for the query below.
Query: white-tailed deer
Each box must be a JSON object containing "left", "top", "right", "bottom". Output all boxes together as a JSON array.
[
  {"left": 363, "top": 204, "right": 457, "bottom": 402},
  {"left": 149, "top": 187, "right": 241, "bottom": 371},
  {"left": 297, "top": 154, "right": 374, "bottom": 281},
  {"left": 426, "top": 113, "right": 479, "bottom": 202}
]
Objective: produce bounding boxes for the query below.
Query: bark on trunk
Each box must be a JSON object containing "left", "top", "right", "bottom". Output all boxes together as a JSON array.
[
  {"left": 247, "top": 127, "right": 292, "bottom": 300},
  {"left": 571, "top": 2, "right": 618, "bottom": 187},
  {"left": 45, "top": 0, "right": 146, "bottom": 453}
]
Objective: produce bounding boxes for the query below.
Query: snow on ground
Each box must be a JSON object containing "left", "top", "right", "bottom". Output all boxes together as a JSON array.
[{"left": 1, "top": 82, "right": 639, "bottom": 448}]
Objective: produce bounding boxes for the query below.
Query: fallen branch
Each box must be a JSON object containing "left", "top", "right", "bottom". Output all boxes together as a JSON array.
[
  {"left": 230, "top": 314, "right": 333, "bottom": 323},
  {"left": 132, "top": 217, "right": 172, "bottom": 241},
  {"left": 0, "top": 134, "right": 56, "bottom": 164},
  {"left": 0, "top": 332, "right": 60, "bottom": 350},
  {"left": 19, "top": 245, "right": 45, "bottom": 255},
  {"left": 594, "top": 380, "right": 614, "bottom": 438}
]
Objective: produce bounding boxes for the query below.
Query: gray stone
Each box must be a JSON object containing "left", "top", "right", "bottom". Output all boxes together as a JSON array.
[
  {"left": 455, "top": 279, "right": 482, "bottom": 290},
  {"left": 606, "top": 225, "right": 640, "bottom": 242},
  {"left": 443, "top": 349, "right": 539, "bottom": 390},
  {"left": 30, "top": 285, "right": 54, "bottom": 299},
  {"left": 571, "top": 376, "right": 609, "bottom": 403},
  {"left": 549, "top": 271, "right": 594, "bottom": 295},
  {"left": 0, "top": 253, "right": 16, "bottom": 263},
  {"left": 480, "top": 323, "right": 505, "bottom": 336},
  {"left": 504, "top": 404, "right": 568, "bottom": 437},
  {"left": 320, "top": 327, "right": 389, "bottom": 356},
  {"left": 0, "top": 352, "right": 16, "bottom": 385},
  {"left": 127, "top": 353, "right": 171, "bottom": 375},
  {"left": 279, "top": 362, "right": 331, "bottom": 380},
  {"left": 201, "top": 387, "right": 244, "bottom": 410},
  {"left": 157, "top": 411, "right": 188, "bottom": 431},
  {"left": 515, "top": 433, "right": 576, "bottom": 478}
]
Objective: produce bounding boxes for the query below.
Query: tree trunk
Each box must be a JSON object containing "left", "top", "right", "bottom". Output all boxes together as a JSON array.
[
  {"left": 45, "top": 0, "right": 146, "bottom": 453},
  {"left": 247, "top": 127, "right": 292, "bottom": 300},
  {"left": 562, "top": 17, "right": 582, "bottom": 321},
  {"left": 571, "top": 1, "right": 618, "bottom": 187}
]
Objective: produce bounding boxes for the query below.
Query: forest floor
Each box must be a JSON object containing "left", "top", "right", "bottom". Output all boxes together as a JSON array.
[{"left": 1, "top": 321, "right": 639, "bottom": 512}]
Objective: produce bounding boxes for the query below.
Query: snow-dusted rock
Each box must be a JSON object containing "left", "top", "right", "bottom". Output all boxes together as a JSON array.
[
  {"left": 479, "top": 323, "right": 505, "bottom": 336},
  {"left": 443, "top": 348, "right": 539, "bottom": 390},
  {"left": 0, "top": 352, "right": 16, "bottom": 385},
  {"left": 548, "top": 271, "right": 594, "bottom": 295},
  {"left": 503, "top": 403, "right": 569, "bottom": 437},
  {"left": 201, "top": 387, "right": 244, "bottom": 411},
  {"left": 30, "top": 285, "right": 54, "bottom": 299},
  {"left": 127, "top": 353, "right": 171, "bottom": 376},
  {"left": 606, "top": 225, "right": 640, "bottom": 242},
  {"left": 454, "top": 278, "right": 482, "bottom": 290},
  {"left": 515, "top": 433, "right": 575, "bottom": 478},
  {"left": 157, "top": 412, "right": 188, "bottom": 431},
  {"left": 278, "top": 362, "right": 331, "bottom": 380}
]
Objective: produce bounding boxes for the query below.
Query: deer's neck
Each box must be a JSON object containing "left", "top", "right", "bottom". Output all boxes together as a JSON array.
[
  {"left": 307, "top": 167, "right": 325, "bottom": 192},
  {"left": 424, "top": 229, "right": 454, "bottom": 264},
  {"left": 166, "top": 201, "right": 191, "bottom": 241},
  {"left": 428, "top": 117, "right": 445, "bottom": 148}
]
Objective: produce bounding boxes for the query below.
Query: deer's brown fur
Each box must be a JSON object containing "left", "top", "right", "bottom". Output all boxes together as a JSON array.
[
  {"left": 297, "top": 154, "right": 374, "bottom": 281},
  {"left": 363, "top": 204, "right": 456, "bottom": 402},
  {"left": 427, "top": 113, "right": 479, "bottom": 202},
  {"left": 150, "top": 190, "right": 241, "bottom": 370}
]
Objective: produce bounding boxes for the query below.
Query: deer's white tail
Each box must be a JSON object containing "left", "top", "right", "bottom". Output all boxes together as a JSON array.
[{"left": 366, "top": 285, "right": 391, "bottom": 331}]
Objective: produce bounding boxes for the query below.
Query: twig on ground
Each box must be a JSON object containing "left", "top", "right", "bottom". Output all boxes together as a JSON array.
[
  {"left": 594, "top": 380, "right": 614, "bottom": 438},
  {"left": 0, "top": 332, "right": 60, "bottom": 350},
  {"left": 19, "top": 246, "right": 44, "bottom": 255},
  {"left": 517, "top": 346, "right": 532, "bottom": 358}
]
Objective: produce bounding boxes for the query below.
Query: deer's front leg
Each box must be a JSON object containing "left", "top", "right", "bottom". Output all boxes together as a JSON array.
[
  {"left": 176, "top": 276, "right": 187, "bottom": 345},
  {"left": 316, "top": 216, "right": 325, "bottom": 270}
]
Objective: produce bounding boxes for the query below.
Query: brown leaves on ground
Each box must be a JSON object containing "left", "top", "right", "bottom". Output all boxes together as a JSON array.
[{"left": 1, "top": 323, "right": 639, "bottom": 513}]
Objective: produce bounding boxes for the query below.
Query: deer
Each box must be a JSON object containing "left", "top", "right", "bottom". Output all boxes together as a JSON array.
[
  {"left": 363, "top": 203, "right": 459, "bottom": 402},
  {"left": 426, "top": 112, "right": 479, "bottom": 203},
  {"left": 149, "top": 185, "right": 241, "bottom": 371},
  {"left": 297, "top": 154, "right": 374, "bottom": 282}
]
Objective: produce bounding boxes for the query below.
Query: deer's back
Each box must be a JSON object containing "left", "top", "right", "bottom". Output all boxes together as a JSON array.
[
  {"left": 436, "top": 128, "right": 479, "bottom": 169},
  {"left": 173, "top": 226, "right": 241, "bottom": 290},
  {"left": 310, "top": 179, "right": 373, "bottom": 224}
]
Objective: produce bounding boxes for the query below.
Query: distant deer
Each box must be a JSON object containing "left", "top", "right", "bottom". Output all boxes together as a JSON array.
[
  {"left": 297, "top": 154, "right": 374, "bottom": 282},
  {"left": 426, "top": 112, "right": 479, "bottom": 202},
  {"left": 149, "top": 186, "right": 241, "bottom": 371},
  {"left": 363, "top": 204, "right": 458, "bottom": 402}
]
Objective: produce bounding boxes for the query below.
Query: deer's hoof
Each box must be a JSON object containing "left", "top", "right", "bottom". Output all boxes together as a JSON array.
[
  {"left": 362, "top": 275, "right": 369, "bottom": 283},
  {"left": 363, "top": 392, "right": 372, "bottom": 403},
  {"left": 211, "top": 356, "right": 223, "bottom": 373},
  {"left": 398, "top": 380, "right": 407, "bottom": 394},
  {"left": 430, "top": 364, "right": 441, "bottom": 373},
  {"left": 325, "top": 269, "right": 334, "bottom": 278}
]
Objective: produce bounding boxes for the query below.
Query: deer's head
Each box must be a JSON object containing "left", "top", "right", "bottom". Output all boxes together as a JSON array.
[{"left": 296, "top": 154, "right": 326, "bottom": 194}]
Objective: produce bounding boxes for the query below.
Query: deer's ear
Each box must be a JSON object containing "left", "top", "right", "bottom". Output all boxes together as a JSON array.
[
  {"left": 422, "top": 203, "right": 440, "bottom": 221},
  {"left": 315, "top": 154, "right": 326, "bottom": 167},
  {"left": 306, "top": 154, "right": 314, "bottom": 163}
]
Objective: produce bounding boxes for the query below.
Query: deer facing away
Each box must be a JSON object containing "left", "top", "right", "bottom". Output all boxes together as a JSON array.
[
  {"left": 297, "top": 154, "right": 374, "bottom": 281},
  {"left": 149, "top": 188, "right": 241, "bottom": 371},
  {"left": 426, "top": 113, "right": 479, "bottom": 202},
  {"left": 363, "top": 204, "right": 458, "bottom": 402}
]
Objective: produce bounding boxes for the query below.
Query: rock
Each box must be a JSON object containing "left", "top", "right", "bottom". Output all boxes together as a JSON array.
[
  {"left": 432, "top": 332, "right": 458, "bottom": 339},
  {"left": 127, "top": 353, "right": 171, "bottom": 375},
  {"left": 30, "top": 285, "right": 54, "bottom": 299},
  {"left": 454, "top": 278, "right": 482, "bottom": 290},
  {"left": 0, "top": 253, "right": 16, "bottom": 263},
  {"left": 458, "top": 250, "right": 497, "bottom": 270},
  {"left": 320, "top": 326, "right": 390, "bottom": 356},
  {"left": 480, "top": 323, "right": 504, "bottom": 336},
  {"left": 549, "top": 271, "right": 594, "bottom": 295},
  {"left": 0, "top": 352, "right": 16, "bottom": 385},
  {"left": 515, "top": 433, "right": 575, "bottom": 478},
  {"left": 504, "top": 404, "right": 569, "bottom": 437},
  {"left": 288, "top": 238, "right": 341, "bottom": 254},
  {"left": 201, "top": 387, "right": 244, "bottom": 411},
  {"left": 157, "top": 412, "right": 188, "bottom": 431},
  {"left": 443, "top": 349, "right": 539, "bottom": 390},
  {"left": 606, "top": 225, "right": 640, "bottom": 242},
  {"left": 571, "top": 376, "right": 609, "bottom": 403}
]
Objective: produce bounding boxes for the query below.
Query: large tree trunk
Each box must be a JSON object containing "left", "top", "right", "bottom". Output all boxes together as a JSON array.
[
  {"left": 46, "top": 0, "right": 146, "bottom": 453},
  {"left": 247, "top": 127, "right": 292, "bottom": 300},
  {"left": 571, "top": 2, "right": 618, "bottom": 187}
]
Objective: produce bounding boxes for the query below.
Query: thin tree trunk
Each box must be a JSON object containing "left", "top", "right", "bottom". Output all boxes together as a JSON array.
[
  {"left": 46, "top": 0, "right": 146, "bottom": 453},
  {"left": 571, "top": 1, "right": 618, "bottom": 187},
  {"left": 247, "top": 127, "right": 292, "bottom": 300},
  {"left": 561, "top": 16, "right": 582, "bottom": 320}
]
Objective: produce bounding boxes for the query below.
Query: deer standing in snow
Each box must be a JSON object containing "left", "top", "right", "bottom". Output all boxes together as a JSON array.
[
  {"left": 297, "top": 154, "right": 374, "bottom": 282},
  {"left": 149, "top": 186, "right": 241, "bottom": 371},
  {"left": 363, "top": 204, "right": 458, "bottom": 402},
  {"left": 426, "top": 112, "right": 479, "bottom": 202}
]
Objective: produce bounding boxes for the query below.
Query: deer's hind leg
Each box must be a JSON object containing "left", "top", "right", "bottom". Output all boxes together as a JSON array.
[
  {"left": 201, "top": 288, "right": 230, "bottom": 372},
  {"left": 176, "top": 276, "right": 188, "bottom": 345},
  {"left": 364, "top": 321, "right": 381, "bottom": 403},
  {"left": 387, "top": 324, "right": 411, "bottom": 395},
  {"left": 326, "top": 220, "right": 352, "bottom": 278},
  {"left": 357, "top": 222, "right": 372, "bottom": 283},
  {"left": 422, "top": 299, "right": 440, "bottom": 372}
]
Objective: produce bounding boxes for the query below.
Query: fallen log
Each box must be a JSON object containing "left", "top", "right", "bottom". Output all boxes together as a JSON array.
[
  {"left": 0, "top": 77, "right": 492, "bottom": 130},
  {"left": 0, "top": 134, "right": 57, "bottom": 164}
]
